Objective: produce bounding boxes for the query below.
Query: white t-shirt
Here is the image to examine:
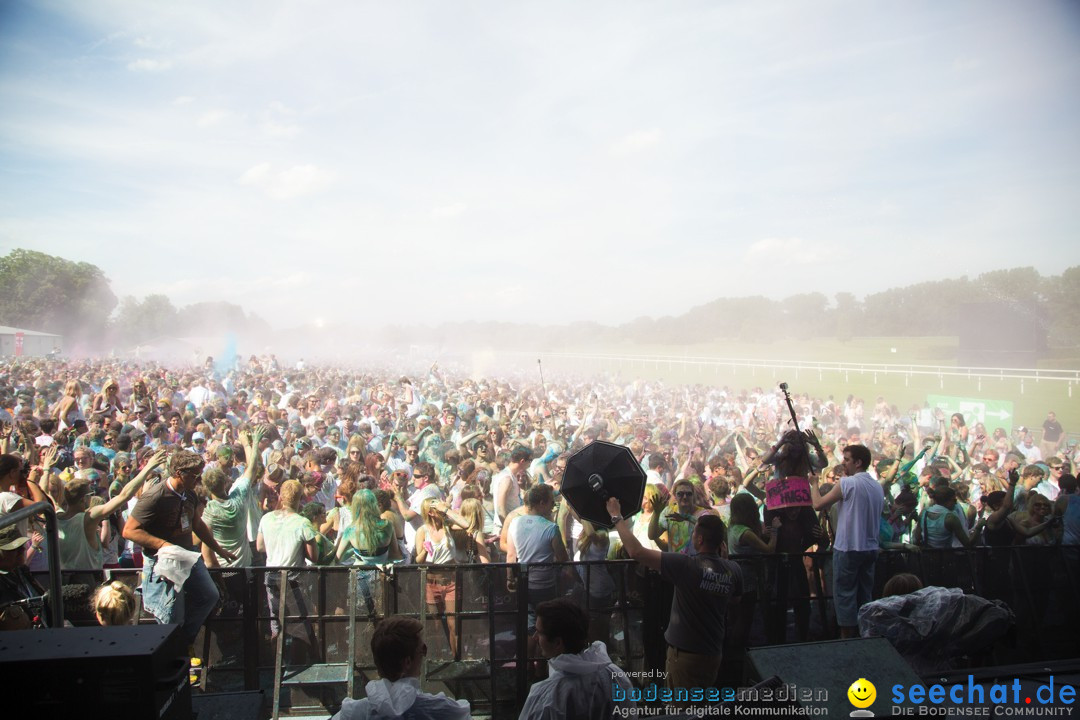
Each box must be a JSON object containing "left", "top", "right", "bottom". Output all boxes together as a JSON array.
[
  {"left": 258, "top": 511, "right": 315, "bottom": 567},
  {"left": 1018, "top": 444, "right": 1042, "bottom": 463},
  {"left": 834, "top": 472, "right": 884, "bottom": 552}
]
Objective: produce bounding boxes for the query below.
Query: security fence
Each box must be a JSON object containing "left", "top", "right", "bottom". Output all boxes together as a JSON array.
[{"left": 93, "top": 545, "right": 1078, "bottom": 718}]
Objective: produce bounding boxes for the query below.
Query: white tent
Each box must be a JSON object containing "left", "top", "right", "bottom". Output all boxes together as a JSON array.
[{"left": 0, "top": 325, "right": 63, "bottom": 357}]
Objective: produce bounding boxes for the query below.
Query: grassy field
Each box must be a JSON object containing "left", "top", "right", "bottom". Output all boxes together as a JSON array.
[{"left": 519, "top": 337, "right": 1080, "bottom": 442}]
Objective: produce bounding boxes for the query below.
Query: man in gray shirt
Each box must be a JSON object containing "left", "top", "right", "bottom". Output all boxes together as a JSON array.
[{"left": 608, "top": 496, "right": 742, "bottom": 697}]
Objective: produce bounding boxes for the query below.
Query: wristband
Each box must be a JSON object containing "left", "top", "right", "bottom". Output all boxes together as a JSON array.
[{"left": 610, "top": 515, "right": 623, "bottom": 525}]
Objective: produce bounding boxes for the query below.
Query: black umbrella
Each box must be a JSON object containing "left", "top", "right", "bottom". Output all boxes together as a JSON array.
[{"left": 561, "top": 440, "right": 647, "bottom": 529}]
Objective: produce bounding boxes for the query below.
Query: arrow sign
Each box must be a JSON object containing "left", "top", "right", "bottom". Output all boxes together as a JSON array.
[{"left": 927, "top": 395, "right": 1014, "bottom": 435}]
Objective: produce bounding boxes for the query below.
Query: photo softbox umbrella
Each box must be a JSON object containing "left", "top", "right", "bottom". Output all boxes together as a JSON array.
[{"left": 561, "top": 440, "right": 647, "bottom": 529}]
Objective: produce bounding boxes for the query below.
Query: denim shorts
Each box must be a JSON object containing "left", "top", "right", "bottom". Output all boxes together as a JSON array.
[{"left": 141, "top": 553, "right": 219, "bottom": 645}]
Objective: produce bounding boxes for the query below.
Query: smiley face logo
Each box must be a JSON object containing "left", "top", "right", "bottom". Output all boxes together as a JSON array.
[{"left": 847, "top": 678, "right": 876, "bottom": 711}]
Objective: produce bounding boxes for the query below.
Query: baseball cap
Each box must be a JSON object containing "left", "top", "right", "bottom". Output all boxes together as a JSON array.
[
  {"left": 0, "top": 525, "right": 28, "bottom": 551},
  {"left": 192, "top": 432, "right": 206, "bottom": 443}
]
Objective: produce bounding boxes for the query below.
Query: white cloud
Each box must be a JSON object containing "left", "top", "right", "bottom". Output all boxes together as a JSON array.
[
  {"left": 127, "top": 58, "right": 173, "bottom": 72},
  {"left": 134, "top": 36, "right": 169, "bottom": 50},
  {"left": 268, "top": 101, "right": 296, "bottom": 116},
  {"left": 238, "top": 163, "right": 334, "bottom": 200},
  {"left": 4, "top": 1, "right": 1077, "bottom": 329},
  {"left": 744, "top": 237, "right": 832, "bottom": 265},
  {"left": 433, "top": 203, "right": 468, "bottom": 218},
  {"left": 262, "top": 121, "right": 300, "bottom": 139},
  {"left": 196, "top": 109, "right": 232, "bottom": 127},
  {"left": 609, "top": 129, "right": 662, "bottom": 157}
]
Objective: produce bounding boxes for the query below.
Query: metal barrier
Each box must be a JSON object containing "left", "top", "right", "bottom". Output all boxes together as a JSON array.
[
  {"left": 94, "top": 545, "right": 1078, "bottom": 717},
  {"left": 0, "top": 501, "right": 64, "bottom": 626}
]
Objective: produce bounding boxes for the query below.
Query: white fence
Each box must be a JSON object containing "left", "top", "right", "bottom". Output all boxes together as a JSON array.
[{"left": 504, "top": 351, "right": 1080, "bottom": 397}]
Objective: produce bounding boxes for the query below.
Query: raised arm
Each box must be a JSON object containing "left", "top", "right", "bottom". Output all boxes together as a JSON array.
[
  {"left": 230, "top": 427, "right": 265, "bottom": 495},
  {"left": 608, "top": 497, "right": 661, "bottom": 571},
  {"left": 648, "top": 503, "right": 665, "bottom": 544},
  {"left": 809, "top": 474, "right": 844, "bottom": 512},
  {"left": 90, "top": 448, "right": 167, "bottom": 521}
]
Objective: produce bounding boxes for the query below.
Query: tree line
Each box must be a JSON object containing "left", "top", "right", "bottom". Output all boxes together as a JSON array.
[
  {"left": 0, "top": 248, "right": 1076, "bottom": 352},
  {"left": 0, "top": 249, "right": 268, "bottom": 350}
]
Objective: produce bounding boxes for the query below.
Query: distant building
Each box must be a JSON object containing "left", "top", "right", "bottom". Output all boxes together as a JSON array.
[{"left": 0, "top": 325, "right": 63, "bottom": 357}]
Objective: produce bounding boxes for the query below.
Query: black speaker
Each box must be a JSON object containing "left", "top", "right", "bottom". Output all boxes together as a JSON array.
[
  {"left": 745, "top": 637, "right": 924, "bottom": 717},
  {"left": 0, "top": 623, "right": 191, "bottom": 718}
]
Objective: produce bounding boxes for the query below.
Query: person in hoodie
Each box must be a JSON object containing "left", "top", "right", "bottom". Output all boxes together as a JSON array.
[
  {"left": 518, "top": 598, "right": 634, "bottom": 720},
  {"left": 332, "top": 615, "right": 470, "bottom": 720}
]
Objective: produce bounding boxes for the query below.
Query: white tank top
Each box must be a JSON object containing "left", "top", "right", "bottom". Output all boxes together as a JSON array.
[{"left": 423, "top": 527, "right": 456, "bottom": 565}]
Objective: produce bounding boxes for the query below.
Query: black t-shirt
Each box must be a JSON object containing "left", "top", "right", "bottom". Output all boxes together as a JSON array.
[
  {"left": 129, "top": 480, "right": 199, "bottom": 556},
  {"left": 660, "top": 551, "right": 743, "bottom": 656},
  {"left": 1043, "top": 420, "right": 1064, "bottom": 443}
]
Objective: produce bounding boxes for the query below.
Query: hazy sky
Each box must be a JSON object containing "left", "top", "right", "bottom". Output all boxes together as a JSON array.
[{"left": 1, "top": 0, "right": 1078, "bottom": 329}]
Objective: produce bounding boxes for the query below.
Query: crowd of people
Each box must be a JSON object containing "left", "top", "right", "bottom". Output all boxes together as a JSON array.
[{"left": 0, "top": 354, "right": 1077, "bottom": 718}]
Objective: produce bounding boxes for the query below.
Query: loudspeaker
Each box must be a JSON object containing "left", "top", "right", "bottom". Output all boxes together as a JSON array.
[
  {"left": 745, "top": 637, "right": 924, "bottom": 717},
  {"left": 0, "top": 623, "right": 191, "bottom": 718}
]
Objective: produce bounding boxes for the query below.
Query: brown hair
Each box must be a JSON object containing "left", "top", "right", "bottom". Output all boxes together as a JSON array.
[
  {"left": 371, "top": 616, "right": 424, "bottom": 681},
  {"left": 882, "top": 573, "right": 924, "bottom": 597},
  {"left": 535, "top": 598, "right": 588, "bottom": 654},
  {"left": 63, "top": 478, "right": 94, "bottom": 508}
]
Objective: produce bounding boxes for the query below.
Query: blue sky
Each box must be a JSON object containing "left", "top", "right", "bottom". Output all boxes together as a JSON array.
[{"left": 1, "top": 0, "right": 1078, "bottom": 329}]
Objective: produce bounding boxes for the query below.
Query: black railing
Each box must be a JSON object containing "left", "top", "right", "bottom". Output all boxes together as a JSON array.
[
  {"left": 90, "top": 545, "right": 1079, "bottom": 718},
  {"left": 1, "top": 502, "right": 64, "bottom": 626}
]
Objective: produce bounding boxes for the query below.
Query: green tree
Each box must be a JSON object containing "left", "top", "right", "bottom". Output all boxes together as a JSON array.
[
  {"left": 780, "top": 292, "right": 829, "bottom": 339},
  {"left": 0, "top": 248, "right": 117, "bottom": 343},
  {"left": 833, "top": 292, "right": 861, "bottom": 341},
  {"left": 113, "top": 294, "right": 179, "bottom": 345}
]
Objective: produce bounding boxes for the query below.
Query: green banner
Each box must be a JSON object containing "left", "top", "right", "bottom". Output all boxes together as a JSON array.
[{"left": 926, "top": 394, "right": 1014, "bottom": 435}]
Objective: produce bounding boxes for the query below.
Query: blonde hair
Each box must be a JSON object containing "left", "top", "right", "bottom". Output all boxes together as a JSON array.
[
  {"left": 278, "top": 479, "right": 303, "bottom": 512},
  {"left": 459, "top": 498, "right": 485, "bottom": 536},
  {"left": 94, "top": 581, "right": 137, "bottom": 626},
  {"left": 420, "top": 497, "right": 444, "bottom": 529},
  {"left": 64, "top": 379, "right": 81, "bottom": 398},
  {"left": 643, "top": 483, "right": 661, "bottom": 506}
]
